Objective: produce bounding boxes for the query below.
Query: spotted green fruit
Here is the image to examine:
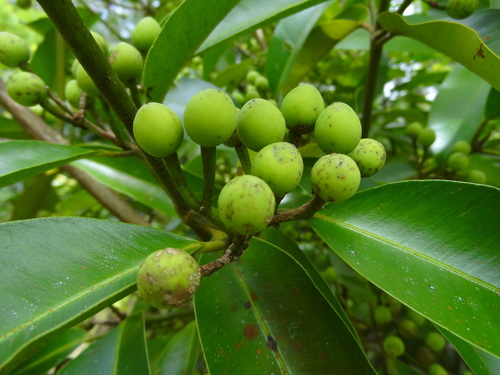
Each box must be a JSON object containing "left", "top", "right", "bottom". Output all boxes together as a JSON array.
[
  {"left": 76, "top": 63, "right": 100, "bottom": 97},
  {"left": 251, "top": 142, "right": 304, "bottom": 197},
  {"left": 383, "top": 336, "right": 405, "bottom": 357},
  {"left": 348, "top": 138, "right": 386, "bottom": 177},
  {"left": 314, "top": 102, "right": 361, "bottom": 154},
  {"left": 446, "top": 0, "right": 478, "bottom": 19},
  {"left": 280, "top": 84, "right": 324, "bottom": 132},
  {"left": 426, "top": 332, "right": 446, "bottom": 352},
  {"left": 452, "top": 140, "right": 471, "bottom": 154},
  {"left": 137, "top": 248, "right": 200, "bottom": 308},
  {"left": 418, "top": 127, "right": 436, "bottom": 147},
  {"left": 447, "top": 152, "right": 469, "bottom": 171},
  {"left": 6, "top": 72, "right": 47, "bottom": 107},
  {"left": 237, "top": 98, "right": 286, "bottom": 151},
  {"left": 218, "top": 175, "right": 275, "bottom": 235},
  {"left": 184, "top": 88, "right": 237, "bottom": 147},
  {"left": 133, "top": 102, "right": 183, "bottom": 158},
  {"left": 407, "top": 122, "right": 423, "bottom": 140},
  {"left": 0, "top": 31, "right": 30, "bottom": 68},
  {"left": 109, "top": 42, "right": 143, "bottom": 81},
  {"left": 310, "top": 153, "right": 361, "bottom": 202},
  {"left": 132, "top": 17, "right": 161, "bottom": 51}
]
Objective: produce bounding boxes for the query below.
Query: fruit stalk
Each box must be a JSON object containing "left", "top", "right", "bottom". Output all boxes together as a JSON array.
[
  {"left": 272, "top": 195, "right": 325, "bottom": 223},
  {"left": 200, "top": 146, "right": 216, "bottom": 213},
  {"left": 235, "top": 144, "right": 251, "bottom": 174},
  {"left": 162, "top": 153, "right": 200, "bottom": 211}
]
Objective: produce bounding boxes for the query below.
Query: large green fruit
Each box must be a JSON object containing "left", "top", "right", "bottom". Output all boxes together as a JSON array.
[
  {"left": 0, "top": 31, "right": 30, "bottom": 68},
  {"left": 132, "top": 16, "right": 161, "bottom": 51},
  {"left": 137, "top": 248, "right": 200, "bottom": 308},
  {"left": 348, "top": 138, "right": 386, "bottom": 177},
  {"left": 76, "top": 63, "right": 100, "bottom": 97},
  {"left": 6, "top": 72, "right": 47, "bottom": 107},
  {"left": 314, "top": 102, "right": 361, "bottom": 154},
  {"left": 133, "top": 102, "right": 184, "bottom": 158},
  {"left": 280, "top": 84, "right": 324, "bottom": 132},
  {"left": 251, "top": 142, "right": 304, "bottom": 197},
  {"left": 184, "top": 88, "right": 237, "bottom": 147},
  {"left": 310, "top": 153, "right": 361, "bottom": 202},
  {"left": 237, "top": 98, "right": 286, "bottom": 151},
  {"left": 446, "top": 0, "right": 478, "bottom": 19},
  {"left": 109, "top": 42, "right": 143, "bottom": 81},
  {"left": 217, "top": 175, "right": 275, "bottom": 235}
]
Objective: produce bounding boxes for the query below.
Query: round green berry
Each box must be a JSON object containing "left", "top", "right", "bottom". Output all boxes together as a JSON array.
[
  {"left": 348, "top": 138, "right": 386, "bottom": 177},
  {"left": 452, "top": 140, "right": 471, "bottom": 154},
  {"left": 418, "top": 127, "right": 436, "bottom": 147},
  {"left": 137, "top": 247, "right": 200, "bottom": 308},
  {"left": 447, "top": 152, "right": 469, "bottom": 171},
  {"left": 383, "top": 336, "right": 405, "bottom": 357},
  {"left": 446, "top": 0, "right": 478, "bottom": 19},
  {"left": 231, "top": 90, "right": 245, "bottom": 105},
  {"left": 429, "top": 364, "right": 448, "bottom": 375},
  {"left": 217, "top": 175, "right": 275, "bottom": 235},
  {"left": 399, "top": 319, "right": 418, "bottom": 337},
  {"left": 314, "top": 102, "right": 361, "bottom": 154},
  {"left": 76, "top": 63, "right": 100, "bottom": 97},
  {"left": 184, "top": 88, "right": 237, "bottom": 147},
  {"left": 407, "top": 122, "right": 423, "bottom": 140},
  {"left": 251, "top": 142, "right": 304, "bottom": 197},
  {"left": 133, "top": 102, "right": 184, "bottom": 158},
  {"left": 6, "top": 72, "right": 47, "bottom": 107},
  {"left": 109, "top": 42, "right": 143, "bottom": 81},
  {"left": 91, "top": 31, "right": 108, "bottom": 55},
  {"left": 246, "top": 70, "right": 259, "bottom": 84},
  {"left": 310, "top": 153, "right": 361, "bottom": 202},
  {"left": 255, "top": 75, "right": 269, "bottom": 90},
  {"left": 425, "top": 332, "right": 446, "bottom": 352},
  {"left": 132, "top": 16, "right": 161, "bottom": 51},
  {"left": 64, "top": 79, "right": 88, "bottom": 109},
  {"left": 280, "top": 84, "right": 324, "bottom": 132},
  {"left": 465, "top": 169, "right": 486, "bottom": 184},
  {"left": 0, "top": 31, "right": 30, "bottom": 68},
  {"left": 237, "top": 98, "right": 286, "bottom": 151},
  {"left": 374, "top": 306, "right": 392, "bottom": 325}
]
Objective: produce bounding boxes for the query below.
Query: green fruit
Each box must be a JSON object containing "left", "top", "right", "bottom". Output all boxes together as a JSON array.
[
  {"left": 407, "top": 122, "right": 423, "bottom": 140},
  {"left": 425, "top": 332, "right": 446, "bottom": 352},
  {"left": 245, "top": 87, "right": 260, "bottom": 102},
  {"left": 255, "top": 75, "right": 269, "bottom": 90},
  {"left": 132, "top": 16, "right": 161, "bottom": 51},
  {"left": 465, "top": 169, "right": 486, "bottom": 184},
  {"left": 0, "top": 31, "right": 30, "bottom": 68},
  {"left": 237, "top": 98, "right": 286, "bottom": 151},
  {"left": 321, "top": 266, "right": 337, "bottom": 283},
  {"left": 407, "top": 309, "right": 426, "bottom": 326},
  {"left": 374, "top": 306, "right": 392, "bottom": 325},
  {"left": 383, "top": 336, "right": 405, "bottom": 357},
  {"left": 447, "top": 152, "right": 469, "bottom": 171},
  {"left": 429, "top": 364, "right": 448, "bottom": 375},
  {"left": 246, "top": 70, "right": 259, "bottom": 84},
  {"left": 184, "top": 88, "right": 237, "bottom": 147},
  {"left": 217, "top": 175, "right": 275, "bottom": 235},
  {"left": 446, "top": 0, "right": 478, "bottom": 19},
  {"left": 399, "top": 319, "right": 418, "bottom": 337},
  {"left": 251, "top": 142, "right": 304, "bottom": 196},
  {"left": 310, "top": 153, "right": 361, "bottom": 202},
  {"left": 452, "top": 140, "right": 471, "bottom": 154},
  {"left": 64, "top": 79, "right": 85, "bottom": 108},
  {"left": 109, "top": 42, "right": 143, "bottom": 81},
  {"left": 314, "top": 102, "right": 361, "bottom": 154},
  {"left": 137, "top": 247, "right": 200, "bottom": 308},
  {"left": 418, "top": 127, "right": 436, "bottom": 147},
  {"left": 76, "top": 63, "right": 100, "bottom": 97},
  {"left": 348, "top": 138, "right": 386, "bottom": 177},
  {"left": 280, "top": 84, "right": 324, "bottom": 132},
  {"left": 91, "top": 31, "right": 108, "bottom": 54},
  {"left": 133, "top": 102, "right": 184, "bottom": 158},
  {"left": 6, "top": 72, "right": 47, "bottom": 107},
  {"left": 71, "top": 59, "right": 80, "bottom": 77},
  {"left": 231, "top": 90, "right": 245, "bottom": 105},
  {"left": 16, "top": 0, "right": 32, "bottom": 9}
]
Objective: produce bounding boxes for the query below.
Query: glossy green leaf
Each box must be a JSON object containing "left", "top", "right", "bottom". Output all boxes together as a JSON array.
[
  {"left": 71, "top": 159, "right": 176, "bottom": 216},
  {"left": 0, "top": 140, "right": 96, "bottom": 189},
  {"left": 0, "top": 217, "right": 195, "bottom": 373},
  {"left": 378, "top": 11, "right": 500, "bottom": 91},
  {"left": 59, "top": 312, "right": 149, "bottom": 375},
  {"left": 195, "top": 237, "right": 375, "bottom": 374},
  {"left": 143, "top": 0, "right": 242, "bottom": 102},
  {"left": 198, "top": 0, "right": 332, "bottom": 53},
  {"left": 155, "top": 321, "right": 198, "bottom": 375},
  {"left": 427, "top": 65, "right": 490, "bottom": 158},
  {"left": 309, "top": 180, "right": 500, "bottom": 357}
]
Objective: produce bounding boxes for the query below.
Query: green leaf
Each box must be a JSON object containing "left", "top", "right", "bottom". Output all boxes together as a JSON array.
[
  {"left": 59, "top": 312, "right": 150, "bottom": 375},
  {"left": 0, "top": 217, "right": 195, "bottom": 373},
  {"left": 195, "top": 237, "right": 375, "bottom": 374},
  {"left": 0, "top": 117, "right": 29, "bottom": 140},
  {"left": 309, "top": 180, "right": 500, "bottom": 357},
  {"left": 378, "top": 11, "right": 500, "bottom": 91},
  {"left": 10, "top": 172, "right": 56, "bottom": 220},
  {"left": 143, "top": 0, "right": 242, "bottom": 102},
  {"left": 0, "top": 140, "right": 97, "bottom": 189}
]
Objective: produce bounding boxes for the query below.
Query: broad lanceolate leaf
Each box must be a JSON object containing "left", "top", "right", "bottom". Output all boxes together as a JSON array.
[
  {"left": 143, "top": 0, "right": 241, "bottom": 102},
  {"left": 195, "top": 237, "right": 375, "bottom": 374},
  {"left": 59, "top": 312, "right": 150, "bottom": 375},
  {"left": 0, "top": 140, "right": 96, "bottom": 189},
  {"left": 378, "top": 11, "right": 500, "bottom": 91},
  {"left": 309, "top": 180, "right": 500, "bottom": 357},
  {"left": 0, "top": 217, "right": 195, "bottom": 373}
]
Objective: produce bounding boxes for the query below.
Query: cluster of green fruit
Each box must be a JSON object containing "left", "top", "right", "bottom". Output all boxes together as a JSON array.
[{"left": 231, "top": 69, "right": 271, "bottom": 105}]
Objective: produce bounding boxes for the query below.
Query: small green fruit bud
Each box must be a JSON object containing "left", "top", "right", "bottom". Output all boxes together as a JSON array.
[
  {"left": 447, "top": 152, "right": 469, "bottom": 171},
  {"left": 76, "top": 63, "right": 100, "bottom": 97},
  {"left": 452, "top": 140, "right": 471, "bottom": 154},
  {"left": 407, "top": 122, "right": 422, "bottom": 139},
  {"left": 374, "top": 306, "right": 392, "bottom": 325},
  {"left": 109, "top": 42, "right": 143, "bottom": 81},
  {"left": 321, "top": 266, "right": 337, "bottom": 283},
  {"left": 246, "top": 70, "right": 259, "bottom": 84},
  {"left": 407, "top": 309, "right": 426, "bottom": 326},
  {"left": 132, "top": 16, "right": 161, "bottom": 51},
  {"left": 429, "top": 364, "right": 448, "bottom": 375},
  {"left": 383, "top": 336, "right": 405, "bottom": 357},
  {"left": 280, "top": 84, "right": 324, "bottom": 132},
  {"left": 465, "top": 169, "right": 486, "bottom": 184},
  {"left": 446, "top": 0, "right": 478, "bottom": 19},
  {"left": 231, "top": 90, "right": 245, "bottom": 105},
  {"left": 0, "top": 31, "right": 30, "bottom": 68},
  {"left": 425, "top": 332, "right": 446, "bottom": 352},
  {"left": 137, "top": 248, "right": 200, "bottom": 308},
  {"left": 418, "top": 128, "right": 436, "bottom": 147},
  {"left": 348, "top": 138, "right": 386, "bottom": 177},
  {"left": 245, "top": 87, "right": 260, "bottom": 102},
  {"left": 398, "top": 319, "right": 418, "bottom": 337},
  {"left": 91, "top": 31, "right": 108, "bottom": 55},
  {"left": 64, "top": 79, "right": 86, "bottom": 109},
  {"left": 255, "top": 75, "right": 269, "bottom": 90},
  {"left": 6, "top": 72, "right": 47, "bottom": 107}
]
